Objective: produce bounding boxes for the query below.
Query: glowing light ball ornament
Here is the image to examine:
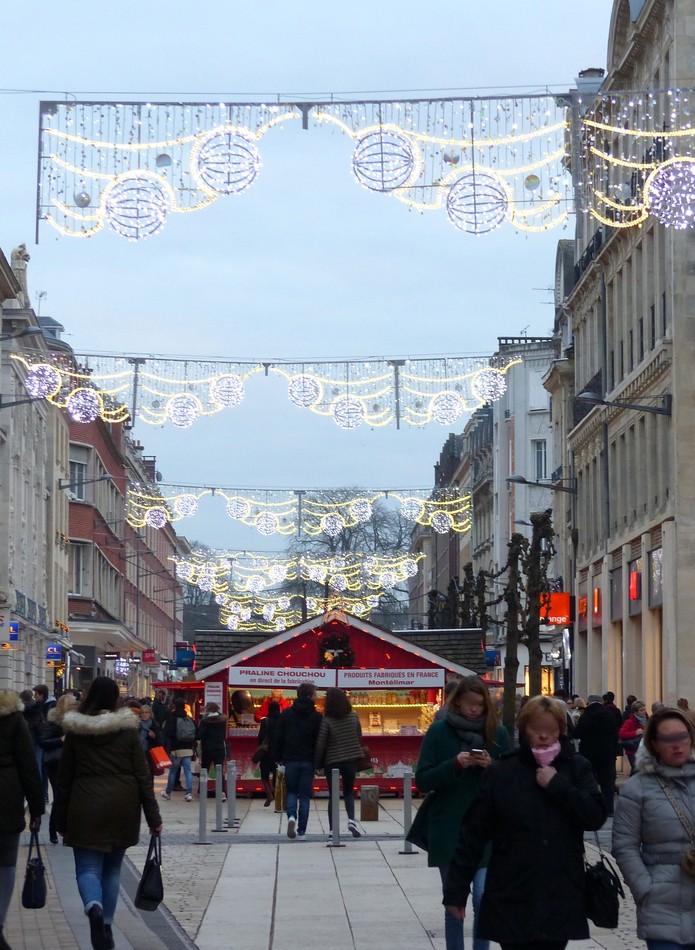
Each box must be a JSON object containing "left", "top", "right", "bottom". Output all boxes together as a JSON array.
[
  {"left": 198, "top": 573, "right": 215, "bottom": 592},
  {"left": 278, "top": 596, "right": 291, "bottom": 611},
  {"left": 276, "top": 619, "right": 286, "bottom": 632},
  {"left": 308, "top": 566, "right": 325, "bottom": 583},
  {"left": 210, "top": 374, "right": 245, "bottom": 408},
  {"left": 366, "top": 595, "right": 379, "bottom": 608},
  {"left": 331, "top": 574, "right": 348, "bottom": 592},
  {"left": 288, "top": 375, "right": 321, "bottom": 409},
  {"left": 379, "top": 571, "right": 396, "bottom": 590},
  {"left": 447, "top": 172, "right": 510, "bottom": 234},
  {"left": 145, "top": 506, "right": 169, "bottom": 529},
  {"left": 176, "top": 562, "right": 193, "bottom": 582},
  {"left": 25, "top": 364, "right": 61, "bottom": 400},
  {"left": 349, "top": 499, "right": 373, "bottom": 523},
  {"left": 430, "top": 392, "right": 465, "bottom": 425},
  {"left": 215, "top": 593, "right": 228, "bottom": 606},
  {"left": 247, "top": 575, "right": 265, "bottom": 594},
  {"left": 646, "top": 157, "right": 695, "bottom": 229},
  {"left": 431, "top": 512, "right": 453, "bottom": 534},
  {"left": 354, "top": 603, "right": 365, "bottom": 615},
  {"left": 67, "top": 389, "right": 102, "bottom": 423},
  {"left": 229, "top": 601, "right": 241, "bottom": 614},
  {"left": 268, "top": 565, "right": 287, "bottom": 583},
  {"left": 332, "top": 395, "right": 365, "bottom": 429},
  {"left": 262, "top": 605, "right": 275, "bottom": 621},
  {"left": 240, "top": 607, "right": 252, "bottom": 621},
  {"left": 166, "top": 394, "right": 202, "bottom": 429},
  {"left": 321, "top": 513, "right": 345, "bottom": 537},
  {"left": 472, "top": 367, "right": 508, "bottom": 403},
  {"left": 174, "top": 494, "right": 199, "bottom": 518},
  {"left": 353, "top": 129, "right": 417, "bottom": 192},
  {"left": 400, "top": 497, "right": 424, "bottom": 522},
  {"left": 306, "top": 598, "right": 317, "bottom": 612},
  {"left": 226, "top": 497, "right": 251, "bottom": 520},
  {"left": 404, "top": 559, "right": 419, "bottom": 578},
  {"left": 524, "top": 174, "right": 541, "bottom": 191},
  {"left": 103, "top": 172, "right": 170, "bottom": 241},
  {"left": 255, "top": 512, "right": 279, "bottom": 536},
  {"left": 227, "top": 616, "right": 239, "bottom": 630},
  {"left": 192, "top": 128, "right": 260, "bottom": 195}
]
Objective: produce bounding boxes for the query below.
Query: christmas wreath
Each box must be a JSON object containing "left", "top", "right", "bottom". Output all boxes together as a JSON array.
[{"left": 318, "top": 629, "right": 355, "bottom": 668}]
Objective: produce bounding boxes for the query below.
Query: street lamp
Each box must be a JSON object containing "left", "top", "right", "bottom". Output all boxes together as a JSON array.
[
  {"left": 0, "top": 327, "right": 43, "bottom": 342},
  {"left": 0, "top": 394, "right": 45, "bottom": 410},
  {"left": 58, "top": 474, "right": 113, "bottom": 490},
  {"left": 506, "top": 474, "right": 577, "bottom": 495},
  {"left": 575, "top": 390, "right": 672, "bottom": 416}
]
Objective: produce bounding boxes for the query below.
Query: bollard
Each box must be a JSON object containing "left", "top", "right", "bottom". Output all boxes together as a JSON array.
[
  {"left": 212, "top": 763, "right": 227, "bottom": 833},
  {"left": 360, "top": 784, "right": 379, "bottom": 822},
  {"left": 327, "top": 767, "right": 344, "bottom": 847},
  {"left": 195, "top": 769, "right": 211, "bottom": 845},
  {"left": 226, "top": 761, "right": 237, "bottom": 828},
  {"left": 400, "top": 768, "right": 416, "bottom": 855}
]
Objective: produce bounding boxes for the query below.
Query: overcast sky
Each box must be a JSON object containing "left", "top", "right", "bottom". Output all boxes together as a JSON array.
[{"left": 0, "top": 1, "right": 612, "bottom": 551}]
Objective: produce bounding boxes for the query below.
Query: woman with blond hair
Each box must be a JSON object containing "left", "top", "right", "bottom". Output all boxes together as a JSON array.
[
  {"left": 416, "top": 675, "right": 511, "bottom": 950},
  {"left": 443, "top": 695, "right": 607, "bottom": 950}
]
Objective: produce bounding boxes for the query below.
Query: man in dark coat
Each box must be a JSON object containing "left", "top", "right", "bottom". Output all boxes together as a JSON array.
[
  {"left": 151, "top": 690, "right": 170, "bottom": 729},
  {"left": 274, "top": 682, "right": 322, "bottom": 839},
  {"left": 573, "top": 694, "right": 620, "bottom": 815}
]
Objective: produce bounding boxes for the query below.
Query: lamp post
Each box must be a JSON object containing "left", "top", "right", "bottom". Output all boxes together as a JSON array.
[
  {"left": 575, "top": 390, "right": 672, "bottom": 416},
  {"left": 507, "top": 474, "right": 577, "bottom": 494}
]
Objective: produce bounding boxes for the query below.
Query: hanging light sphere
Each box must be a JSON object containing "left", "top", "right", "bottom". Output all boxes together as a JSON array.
[
  {"left": 155, "top": 153, "right": 172, "bottom": 168},
  {"left": 276, "top": 618, "right": 286, "bottom": 632},
  {"left": 400, "top": 497, "right": 424, "bottom": 522},
  {"left": 240, "top": 607, "right": 252, "bottom": 621},
  {"left": 193, "top": 127, "right": 260, "bottom": 195},
  {"left": 104, "top": 172, "right": 170, "bottom": 241},
  {"left": 145, "top": 506, "right": 169, "bottom": 529},
  {"left": 229, "top": 601, "right": 241, "bottom": 614},
  {"left": 379, "top": 571, "right": 397, "bottom": 590},
  {"left": 262, "top": 605, "right": 275, "bottom": 621},
  {"left": 404, "top": 559, "right": 419, "bottom": 578},
  {"left": 430, "top": 391, "right": 465, "bottom": 425},
  {"left": 330, "top": 556, "right": 347, "bottom": 572},
  {"left": 349, "top": 499, "right": 373, "bottom": 523},
  {"left": 524, "top": 174, "right": 541, "bottom": 191},
  {"left": 25, "top": 364, "right": 62, "bottom": 400},
  {"left": 288, "top": 375, "right": 322, "bottom": 409},
  {"left": 226, "top": 497, "right": 251, "bottom": 520},
  {"left": 446, "top": 171, "right": 510, "bottom": 234},
  {"left": 431, "top": 511, "right": 453, "bottom": 534},
  {"left": 174, "top": 494, "right": 199, "bottom": 518},
  {"left": 227, "top": 616, "right": 239, "bottom": 630},
  {"left": 67, "top": 388, "right": 102, "bottom": 423},
  {"left": 646, "top": 158, "right": 695, "bottom": 229},
  {"left": 198, "top": 573, "right": 215, "bottom": 592},
  {"left": 353, "top": 129, "right": 416, "bottom": 192},
  {"left": 472, "top": 367, "right": 508, "bottom": 402},
  {"left": 255, "top": 512, "right": 279, "bottom": 536},
  {"left": 306, "top": 597, "right": 317, "bottom": 612},
  {"left": 268, "top": 565, "right": 287, "bottom": 583},
  {"left": 278, "top": 596, "right": 291, "bottom": 611},
  {"left": 247, "top": 575, "right": 265, "bottom": 594},
  {"left": 166, "top": 393, "right": 202, "bottom": 428},
  {"left": 176, "top": 562, "right": 193, "bottom": 582},
  {"left": 308, "top": 565, "right": 325, "bottom": 583},
  {"left": 331, "top": 574, "right": 349, "bottom": 592},
  {"left": 353, "top": 603, "right": 366, "bottom": 615},
  {"left": 210, "top": 374, "right": 245, "bottom": 408},
  {"left": 366, "top": 595, "right": 380, "bottom": 608},
  {"left": 74, "top": 190, "right": 92, "bottom": 208},
  {"left": 215, "top": 593, "right": 228, "bottom": 606},
  {"left": 321, "top": 512, "right": 345, "bottom": 537},
  {"left": 332, "top": 395, "right": 365, "bottom": 430}
]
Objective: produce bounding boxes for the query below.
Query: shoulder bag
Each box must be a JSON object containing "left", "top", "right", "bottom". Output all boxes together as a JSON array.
[
  {"left": 22, "top": 831, "right": 47, "bottom": 909},
  {"left": 405, "top": 793, "right": 435, "bottom": 852},
  {"left": 134, "top": 835, "right": 164, "bottom": 911},
  {"left": 584, "top": 831, "right": 624, "bottom": 929},
  {"left": 656, "top": 775, "right": 695, "bottom": 876}
]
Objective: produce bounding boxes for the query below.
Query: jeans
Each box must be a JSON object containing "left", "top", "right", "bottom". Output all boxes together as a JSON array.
[
  {"left": 284, "top": 760, "right": 314, "bottom": 835},
  {"left": 325, "top": 761, "right": 357, "bottom": 829},
  {"left": 647, "top": 942, "right": 695, "bottom": 950},
  {"left": 73, "top": 848, "right": 126, "bottom": 925},
  {"left": 440, "top": 865, "right": 488, "bottom": 950},
  {"left": 166, "top": 754, "right": 192, "bottom": 795},
  {"left": 0, "top": 834, "right": 19, "bottom": 929}
]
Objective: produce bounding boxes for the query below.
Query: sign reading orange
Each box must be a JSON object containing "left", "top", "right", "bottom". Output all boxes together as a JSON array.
[{"left": 540, "top": 592, "right": 571, "bottom": 626}]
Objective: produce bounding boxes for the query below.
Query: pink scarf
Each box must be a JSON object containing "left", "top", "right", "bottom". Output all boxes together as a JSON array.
[{"left": 531, "top": 741, "right": 561, "bottom": 768}]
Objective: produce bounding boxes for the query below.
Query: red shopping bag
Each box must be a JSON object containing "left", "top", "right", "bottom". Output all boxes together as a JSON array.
[{"left": 149, "top": 746, "right": 172, "bottom": 775}]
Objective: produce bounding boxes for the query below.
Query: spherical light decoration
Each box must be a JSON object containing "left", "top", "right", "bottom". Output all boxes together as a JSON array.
[
  {"left": 379, "top": 571, "right": 397, "bottom": 590},
  {"left": 226, "top": 497, "right": 251, "bottom": 520},
  {"left": 429, "top": 391, "right": 465, "bottom": 425},
  {"left": 74, "top": 190, "right": 92, "bottom": 208},
  {"left": 308, "top": 565, "right": 325, "bottom": 583},
  {"left": 524, "top": 174, "right": 541, "bottom": 191},
  {"left": 25, "top": 364, "right": 62, "bottom": 400},
  {"left": 404, "top": 558, "right": 419, "bottom": 578},
  {"left": 247, "top": 575, "right": 265, "bottom": 594},
  {"left": 240, "top": 607, "right": 252, "bottom": 621},
  {"left": 306, "top": 597, "right": 317, "bottom": 612},
  {"left": 400, "top": 497, "right": 425, "bottom": 522},
  {"left": 329, "top": 556, "right": 347, "bottom": 572},
  {"left": 262, "top": 605, "right": 275, "bottom": 621},
  {"left": 166, "top": 394, "right": 202, "bottom": 429},
  {"left": 210, "top": 374, "right": 245, "bottom": 408},
  {"left": 155, "top": 153, "right": 172, "bottom": 168},
  {"left": 198, "top": 573, "right": 215, "bottom": 592},
  {"left": 288, "top": 375, "right": 322, "bottom": 409},
  {"left": 215, "top": 593, "right": 228, "bottom": 606},
  {"left": 173, "top": 494, "right": 199, "bottom": 518},
  {"left": 472, "top": 368, "right": 508, "bottom": 403},
  {"left": 431, "top": 511, "right": 453, "bottom": 534},
  {"left": 227, "top": 616, "right": 239, "bottom": 630},
  {"left": 103, "top": 172, "right": 170, "bottom": 241},
  {"left": 320, "top": 513, "right": 345, "bottom": 537},
  {"left": 192, "top": 128, "right": 260, "bottom": 195},
  {"left": 353, "top": 129, "right": 416, "bottom": 193},
  {"left": 67, "top": 388, "right": 102, "bottom": 423},
  {"left": 255, "top": 512, "right": 279, "bottom": 536},
  {"left": 366, "top": 595, "right": 379, "bottom": 608},
  {"left": 446, "top": 172, "right": 510, "bottom": 235},
  {"left": 353, "top": 603, "right": 366, "bottom": 615},
  {"left": 363, "top": 556, "right": 377, "bottom": 574},
  {"left": 268, "top": 565, "right": 287, "bottom": 584},
  {"left": 646, "top": 158, "right": 695, "bottom": 229},
  {"left": 331, "top": 574, "right": 348, "bottom": 592},
  {"left": 229, "top": 601, "right": 241, "bottom": 614},
  {"left": 349, "top": 499, "right": 373, "bottom": 523},
  {"left": 176, "top": 562, "right": 193, "bottom": 582},
  {"left": 276, "top": 619, "right": 286, "bottom": 632},
  {"left": 278, "top": 596, "right": 291, "bottom": 611},
  {"left": 145, "top": 506, "right": 169, "bottom": 529},
  {"left": 332, "top": 395, "right": 365, "bottom": 430}
]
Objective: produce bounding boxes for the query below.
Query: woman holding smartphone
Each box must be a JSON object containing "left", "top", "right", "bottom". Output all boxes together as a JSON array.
[{"left": 416, "top": 675, "right": 511, "bottom": 950}]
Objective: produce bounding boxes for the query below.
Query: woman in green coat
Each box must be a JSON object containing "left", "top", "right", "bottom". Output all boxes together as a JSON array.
[{"left": 416, "top": 675, "right": 510, "bottom": 950}]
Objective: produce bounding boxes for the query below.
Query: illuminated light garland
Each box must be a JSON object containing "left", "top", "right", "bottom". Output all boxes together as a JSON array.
[
  {"left": 352, "top": 127, "right": 419, "bottom": 193},
  {"left": 103, "top": 172, "right": 171, "bottom": 241},
  {"left": 255, "top": 512, "right": 279, "bottom": 536},
  {"left": 447, "top": 171, "right": 511, "bottom": 235},
  {"left": 472, "top": 367, "right": 508, "bottom": 402},
  {"left": 190, "top": 127, "right": 260, "bottom": 196},
  {"left": 320, "top": 513, "right": 345, "bottom": 537},
  {"left": 645, "top": 157, "right": 695, "bottom": 229},
  {"left": 145, "top": 506, "right": 170, "bottom": 529},
  {"left": 24, "top": 364, "right": 62, "bottom": 399},
  {"left": 67, "top": 388, "right": 102, "bottom": 423},
  {"left": 429, "top": 391, "right": 465, "bottom": 425}
]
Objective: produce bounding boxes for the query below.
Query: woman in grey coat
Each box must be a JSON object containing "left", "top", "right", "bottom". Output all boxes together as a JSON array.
[{"left": 612, "top": 707, "right": 695, "bottom": 949}]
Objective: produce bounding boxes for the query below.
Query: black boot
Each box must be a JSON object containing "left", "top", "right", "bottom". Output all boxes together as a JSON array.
[
  {"left": 104, "top": 924, "right": 115, "bottom": 950},
  {"left": 0, "top": 925, "right": 12, "bottom": 950},
  {"left": 87, "top": 905, "right": 107, "bottom": 950}
]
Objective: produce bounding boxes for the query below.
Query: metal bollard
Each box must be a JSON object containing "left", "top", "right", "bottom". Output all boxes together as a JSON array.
[
  {"left": 400, "top": 768, "right": 416, "bottom": 855},
  {"left": 226, "top": 761, "right": 238, "bottom": 828},
  {"left": 212, "top": 764, "right": 227, "bottom": 833},
  {"left": 327, "top": 767, "right": 344, "bottom": 847},
  {"left": 195, "top": 769, "right": 211, "bottom": 845}
]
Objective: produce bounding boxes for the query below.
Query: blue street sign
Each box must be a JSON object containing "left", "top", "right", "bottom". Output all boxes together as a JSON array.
[{"left": 8, "top": 622, "right": 19, "bottom": 642}]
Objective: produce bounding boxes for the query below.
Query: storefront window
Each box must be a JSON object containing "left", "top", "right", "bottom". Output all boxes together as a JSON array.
[
  {"left": 628, "top": 557, "right": 643, "bottom": 617},
  {"left": 610, "top": 566, "right": 623, "bottom": 621},
  {"left": 577, "top": 581, "right": 588, "bottom": 633},
  {"left": 648, "top": 548, "right": 663, "bottom": 607}
]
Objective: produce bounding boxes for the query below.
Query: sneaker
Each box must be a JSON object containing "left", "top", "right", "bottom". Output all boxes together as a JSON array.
[
  {"left": 297, "top": 833, "right": 306, "bottom": 841},
  {"left": 287, "top": 816, "right": 297, "bottom": 839},
  {"left": 185, "top": 793, "right": 192, "bottom": 802},
  {"left": 347, "top": 819, "right": 361, "bottom": 838},
  {"left": 161, "top": 792, "right": 171, "bottom": 800}
]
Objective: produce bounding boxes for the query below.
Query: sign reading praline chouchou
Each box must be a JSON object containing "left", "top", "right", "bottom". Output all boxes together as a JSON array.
[
  {"left": 337, "top": 668, "right": 444, "bottom": 689},
  {"left": 228, "top": 667, "right": 336, "bottom": 687}
]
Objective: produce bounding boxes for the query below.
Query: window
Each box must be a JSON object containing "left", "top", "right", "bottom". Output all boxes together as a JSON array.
[
  {"left": 638, "top": 318, "right": 644, "bottom": 362},
  {"left": 69, "top": 544, "right": 87, "bottom": 595},
  {"left": 650, "top": 304, "right": 656, "bottom": 348},
  {"left": 68, "top": 445, "right": 90, "bottom": 499},
  {"left": 533, "top": 440, "right": 547, "bottom": 481}
]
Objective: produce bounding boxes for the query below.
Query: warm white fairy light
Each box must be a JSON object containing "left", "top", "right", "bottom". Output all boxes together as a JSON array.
[
  {"left": 25, "top": 364, "right": 62, "bottom": 400},
  {"left": 67, "top": 389, "right": 102, "bottom": 423}
]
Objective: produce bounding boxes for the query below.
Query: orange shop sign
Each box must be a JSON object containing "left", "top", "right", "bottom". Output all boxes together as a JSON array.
[{"left": 541, "top": 592, "right": 572, "bottom": 626}]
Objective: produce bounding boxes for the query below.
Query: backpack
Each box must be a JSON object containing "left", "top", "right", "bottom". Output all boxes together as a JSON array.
[{"left": 175, "top": 715, "right": 196, "bottom": 743}]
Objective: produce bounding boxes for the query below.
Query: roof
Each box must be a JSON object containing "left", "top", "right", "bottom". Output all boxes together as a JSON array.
[{"left": 398, "top": 629, "right": 487, "bottom": 675}]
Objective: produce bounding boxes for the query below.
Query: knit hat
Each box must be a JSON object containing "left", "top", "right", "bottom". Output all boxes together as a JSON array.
[{"left": 587, "top": 694, "right": 602, "bottom": 704}]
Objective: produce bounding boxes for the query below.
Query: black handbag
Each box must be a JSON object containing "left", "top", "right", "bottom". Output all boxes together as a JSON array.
[
  {"left": 405, "top": 793, "right": 435, "bottom": 851},
  {"left": 584, "top": 832, "right": 624, "bottom": 929},
  {"left": 134, "top": 835, "right": 164, "bottom": 912},
  {"left": 22, "top": 831, "right": 47, "bottom": 909}
]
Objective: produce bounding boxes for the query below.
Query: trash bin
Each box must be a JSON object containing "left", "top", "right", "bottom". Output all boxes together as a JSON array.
[{"left": 360, "top": 785, "right": 379, "bottom": 821}]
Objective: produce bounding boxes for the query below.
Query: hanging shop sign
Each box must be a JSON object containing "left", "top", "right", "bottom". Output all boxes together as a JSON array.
[
  {"left": 540, "top": 592, "right": 572, "bottom": 626},
  {"left": 228, "top": 666, "right": 336, "bottom": 688},
  {"left": 336, "top": 668, "right": 444, "bottom": 689},
  {"left": 46, "top": 643, "right": 62, "bottom": 660},
  {"left": 141, "top": 649, "right": 158, "bottom": 665},
  {"left": 204, "top": 681, "right": 225, "bottom": 708}
]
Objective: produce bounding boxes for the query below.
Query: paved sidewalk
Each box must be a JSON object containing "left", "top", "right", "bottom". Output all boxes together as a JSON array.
[{"left": 6, "top": 774, "right": 645, "bottom": 950}]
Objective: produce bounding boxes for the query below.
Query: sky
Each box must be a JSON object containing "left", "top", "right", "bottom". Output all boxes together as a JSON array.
[{"left": 0, "top": 1, "right": 613, "bottom": 553}]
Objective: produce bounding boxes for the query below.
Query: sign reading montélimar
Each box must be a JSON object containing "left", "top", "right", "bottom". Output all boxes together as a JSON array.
[
  {"left": 337, "top": 668, "right": 444, "bottom": 689},
  {"left": 228, "top": 667, "right": 337, "bottom": 687}
]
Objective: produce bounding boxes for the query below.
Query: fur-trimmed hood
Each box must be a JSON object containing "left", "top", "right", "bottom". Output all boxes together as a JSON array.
[
  {"left": 62, "top": 706, "right": 139, "bottom": 737},
  {"left": 635, "top": 741, "right": 695, "bottom": 774},
  {"left": 0, "top": 690, "right": 23, "bottom": 718}
]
